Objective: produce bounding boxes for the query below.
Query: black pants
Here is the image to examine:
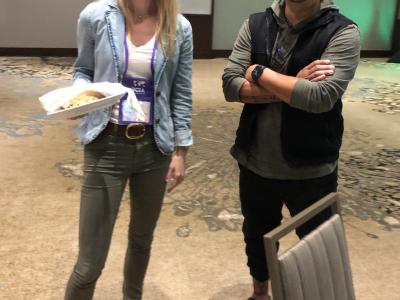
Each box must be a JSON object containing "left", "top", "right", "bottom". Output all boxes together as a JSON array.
[{"left": 239, "top": 165, "right": 338, "bottom": 282}]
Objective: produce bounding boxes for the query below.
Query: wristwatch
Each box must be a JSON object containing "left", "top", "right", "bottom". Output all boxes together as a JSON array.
[{"left": 251, "top": 65, "right": 266, "bottom": 84}]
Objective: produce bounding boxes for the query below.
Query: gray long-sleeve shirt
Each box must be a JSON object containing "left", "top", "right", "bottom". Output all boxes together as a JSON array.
[{"left": 222, "top": 0, "right": 361, "bottom": 180}]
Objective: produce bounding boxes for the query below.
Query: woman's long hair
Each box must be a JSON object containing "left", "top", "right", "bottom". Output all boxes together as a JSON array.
[{"left": 118, "top": 0, "right": 177, "bottom": 57}]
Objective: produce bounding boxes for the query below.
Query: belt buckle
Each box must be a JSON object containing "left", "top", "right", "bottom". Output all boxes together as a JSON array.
[{"left": 125, "top": 123, "right": 146, "bottom": 140}]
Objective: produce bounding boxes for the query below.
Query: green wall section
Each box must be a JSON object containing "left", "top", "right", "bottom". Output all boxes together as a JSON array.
[
  {"left": 212, "top": 0, "right": 397, "bottom": 51},
  {"left": 335, "top": 0, "right": 397, "bottom": 50}
]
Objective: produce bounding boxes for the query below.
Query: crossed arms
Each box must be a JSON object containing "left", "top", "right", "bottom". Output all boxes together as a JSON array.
[{"left": 222, "top": 20, "right": 361, "bottom": 113}]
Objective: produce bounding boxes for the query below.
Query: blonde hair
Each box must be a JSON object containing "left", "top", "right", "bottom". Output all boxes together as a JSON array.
[{"left": 118, "top": 0, "right": 177, "bottom": 57}]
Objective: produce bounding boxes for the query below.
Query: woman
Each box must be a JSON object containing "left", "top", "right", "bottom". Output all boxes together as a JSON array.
[{"left": 65, "top": 0, "right": 193, "bottom": 299}]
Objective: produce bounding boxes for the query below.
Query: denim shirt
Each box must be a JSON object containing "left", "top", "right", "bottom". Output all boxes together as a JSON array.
[{"left": 74, "top": 0, "right": 193, "bottom": 155}]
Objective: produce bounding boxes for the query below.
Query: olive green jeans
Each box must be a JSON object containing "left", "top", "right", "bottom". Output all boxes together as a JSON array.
[{"left": 65, "top": 131, "right": 171, "bottom": 300}]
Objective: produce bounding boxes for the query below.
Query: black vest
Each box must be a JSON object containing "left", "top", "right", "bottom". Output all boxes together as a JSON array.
[{"left": 233, "top": 8, "right": 355, "bottom": 167}]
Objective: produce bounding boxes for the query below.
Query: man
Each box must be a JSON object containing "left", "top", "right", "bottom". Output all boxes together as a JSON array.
[{"left": 222, "top": 0, "right": 360, "bottom": 299}]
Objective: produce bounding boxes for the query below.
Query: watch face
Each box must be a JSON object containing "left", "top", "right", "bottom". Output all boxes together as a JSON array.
[{"left": 252, "top": 65, "right": 264, "bottom": 82}]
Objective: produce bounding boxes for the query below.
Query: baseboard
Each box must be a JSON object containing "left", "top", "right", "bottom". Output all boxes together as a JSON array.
[
  {"left": 0, "top": 47, "right": 231, "bottom": 59},
  {"left": 0, "top": 48, "right": 77, "bottom": 57},
  {"left": 360, "top": 50, "right": 393, "bottom": 58},
  {"left": 209, "top": 50, "right": 232, "bottom": 58},
  {"left": 206, "top": 50, "right": 394, "bottom": 59},
  {"left": 0, "top": 48, "right": 393, "bottom": 59}
]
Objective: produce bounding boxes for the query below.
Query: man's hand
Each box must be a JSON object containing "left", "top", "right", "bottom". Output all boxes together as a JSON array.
[
  {"left": 245, "top": 60, "right": 334, "bottom": 84},
  {"left": 166, "top": 146, "right": 188, "bottom": 193},
  {"left": 245, "top": 64, "right": 258, "bottom": 83},
  {"left": 239, "top": 81, "right": 278, "bottom": 104},
  {"left": 297, "top": 59, "right": 335, "bottom": 81},
  {"left": 241, "top": 60, "right": 335, "bottom": 104}
]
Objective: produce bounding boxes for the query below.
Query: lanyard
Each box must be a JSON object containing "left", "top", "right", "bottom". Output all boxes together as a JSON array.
[{"left": 118, "top": 35, "right": 157, "bottom": 125}]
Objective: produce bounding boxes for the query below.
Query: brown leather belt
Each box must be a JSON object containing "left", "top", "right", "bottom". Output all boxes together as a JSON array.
[{"left": 103, "top": 122, "right": 152, "bottom": 140}]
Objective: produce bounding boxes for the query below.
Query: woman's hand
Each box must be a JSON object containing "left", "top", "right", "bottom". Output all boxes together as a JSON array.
[
  {"left": 297, "top": 59, "right": 335, "bottom": 82},
  {"left": 166, "top": 147, "right": 188, "bottom": 193}
]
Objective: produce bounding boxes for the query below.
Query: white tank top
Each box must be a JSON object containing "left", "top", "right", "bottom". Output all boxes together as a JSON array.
[{"left": 110, "top": 35, "right": 156, "bottom": 124}]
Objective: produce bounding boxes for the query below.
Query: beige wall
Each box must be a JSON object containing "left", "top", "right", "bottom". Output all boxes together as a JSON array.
[
  {"left": 1, "top": 0, "right": 396, "bottom": 51},
  {"left": 0, "top": 0, "right": 90, "bottom": 48},
  {"left": 212, "top": 0, "right": 273, "bottom": 50},
  {"left": 179, "top": 0, "right": 212, "bottom": 15}
]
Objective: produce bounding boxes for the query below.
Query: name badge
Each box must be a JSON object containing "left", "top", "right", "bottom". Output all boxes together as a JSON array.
[
  {"left": 119, "top": 98, "right": 152, "bottom": 124},
  {"left": 119, "top": 36, "right": 157, "bottom": 125}
]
